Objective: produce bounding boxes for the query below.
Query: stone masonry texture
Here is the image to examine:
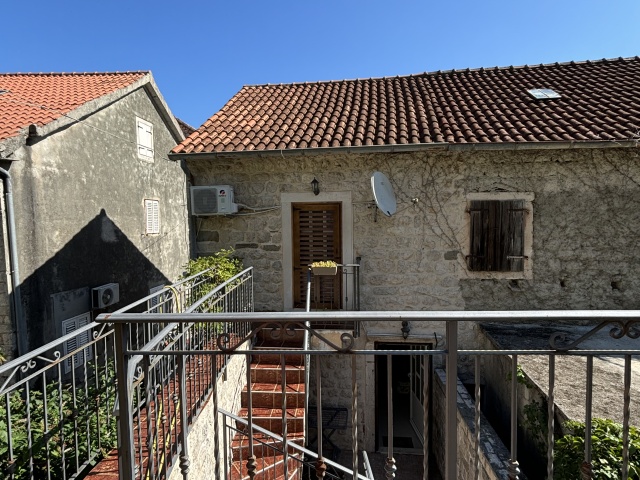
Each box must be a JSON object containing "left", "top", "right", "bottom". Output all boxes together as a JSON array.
[{"left": 187, "top": 147, "right": 640, "bottom": 323}]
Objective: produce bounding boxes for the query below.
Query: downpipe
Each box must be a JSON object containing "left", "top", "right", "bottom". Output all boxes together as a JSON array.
[{"left": 0, "top": 167, "right": 25, "bottom": 357}]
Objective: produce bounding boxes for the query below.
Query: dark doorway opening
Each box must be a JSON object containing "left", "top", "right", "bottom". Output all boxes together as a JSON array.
[{"left": 374, "top": 342, "right": 431, "bottom": 454}]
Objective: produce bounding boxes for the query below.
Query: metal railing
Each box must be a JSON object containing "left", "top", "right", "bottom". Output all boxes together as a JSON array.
[
  {"left": 307, "top": 264, "right": 361, "bottom": 334},
  {"left": 113, "top": 268, "right": 254, "bottom": 480},
  {"left": 0, "top": 321, "right": 116, "bottom": 480},
  {"left": 101, "top": 310, "right": 640, "bottom": 480},
  {"left": 0, "top": 267, "right": 251, "bottom": 480},
  {"left": 220, "top": 409, "right": 373, "bottom": 480}
]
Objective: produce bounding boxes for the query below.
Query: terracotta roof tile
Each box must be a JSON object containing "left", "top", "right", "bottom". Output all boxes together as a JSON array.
[
  {"left": 173, "top": 57, "right": 640, "bottom": 154},
  {"left": 0, "top": 72, "right": 147, "bottom": 142}
]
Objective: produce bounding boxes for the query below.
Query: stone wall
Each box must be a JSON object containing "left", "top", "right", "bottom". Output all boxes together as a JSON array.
[
  {"left": 187, "top": 146, "right": 640, "bottom": 343},
  {"left": 185, "top": 145, "right": 640, "bottom": 468},
  {"left": 432, "top": 368, "right": 516, "bottom": 480},
  {"left": 307, "top": 333, "right": 370, "bottom": 451},
  {"left": 168, "top": 346, "right": 247, "bottom": 480}
]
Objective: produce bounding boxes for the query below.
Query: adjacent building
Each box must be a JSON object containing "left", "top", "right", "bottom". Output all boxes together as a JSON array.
[
  {"left": 0, "top": 71, "right": 191, "bottom": 357},
  {"left": 170, "top": 57, "right": 640, "bottom": 452}
]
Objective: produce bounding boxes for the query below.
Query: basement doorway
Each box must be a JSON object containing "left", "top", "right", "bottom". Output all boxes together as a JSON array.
[{"left": 375, "top": 342, "right": 431, "bottom": 454}]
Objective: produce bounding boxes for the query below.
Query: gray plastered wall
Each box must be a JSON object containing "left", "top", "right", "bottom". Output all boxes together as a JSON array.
[{"left": 3, "top": 85, "right": 190, "bottom": 351}]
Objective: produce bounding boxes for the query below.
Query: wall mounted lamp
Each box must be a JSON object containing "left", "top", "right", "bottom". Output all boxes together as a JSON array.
[
  {"left": 401, "top": 321, "right": 411, "bottom": 339},
  {"left": 311, "top": 177, "right": 320, "bottom": 196}
]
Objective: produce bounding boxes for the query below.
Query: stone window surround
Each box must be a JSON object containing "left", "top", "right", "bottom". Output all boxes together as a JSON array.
[
  {"left": 463, "top": 192, "right": 534, "bottom": 280},
  {"left": 281, "top": 191, "right": 353, "bottom": 311}
]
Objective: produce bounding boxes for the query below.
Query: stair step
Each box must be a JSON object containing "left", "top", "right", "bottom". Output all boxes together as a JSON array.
[
  {"left": 231, "top": 433, "right": 305, "bottom": 461},
  {"left": 227, "top": 328, "right": 307, "bottom": 479},
  {"left": 252, "top": 350, "right": 304, "bottom": 366},
  {"left": 242, "top": 383, "right": 305, "bottom": 409},
  {"left": 229, "top": 453, "right": 302, "bottom": 480},
  {"left": 255, "top": 328, "right": 305, "bottom": 346},
  {"left": 237, "top": 408, "right": 305, "bottom": 434},
  {"left": 250, "top": 363, "right": 304, "bottom": 384}
]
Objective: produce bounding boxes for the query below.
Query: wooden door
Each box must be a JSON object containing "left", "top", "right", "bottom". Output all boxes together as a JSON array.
[{"left": 292, "top": 203, "right": 342, "bottom": 309}]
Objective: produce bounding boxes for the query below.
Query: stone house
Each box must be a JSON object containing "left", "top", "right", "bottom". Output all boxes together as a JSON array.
[
  {"left": 0, "top": 72, "right": 191, "bottom": 358},
  {"left": 170, "top": 57, "right": 640, "bottom": 452}
]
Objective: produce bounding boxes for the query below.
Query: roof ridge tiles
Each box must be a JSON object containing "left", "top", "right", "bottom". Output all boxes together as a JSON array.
[
  {"left": 0, "top": 71, "right": 149, "bottom": 76},
  {"left": 175, "top": 56, "right": 640, "bottom": 154}
]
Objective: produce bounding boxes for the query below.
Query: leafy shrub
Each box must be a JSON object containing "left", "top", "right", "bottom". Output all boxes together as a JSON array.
[
  {"left": 182, "top": 248, "right": 244, "bottom": 295},
  {"left": 0, "top": 361, "right": 117, "bottom": 479},
  {"left": 554, "top": 418, "right": 640, "bottom": 479}
]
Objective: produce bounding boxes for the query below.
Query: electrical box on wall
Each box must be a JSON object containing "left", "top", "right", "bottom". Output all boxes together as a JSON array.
[
  {"left": 190, "top": 186, "right": 238, "bottom": 215},
  {"left": 92, "top": 283, "right": 120, "bottom": 309}
]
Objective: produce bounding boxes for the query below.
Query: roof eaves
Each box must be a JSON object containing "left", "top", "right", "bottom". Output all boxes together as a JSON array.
[
  {"left": 23, "top": 73, "right": 152, "bottom": 146},
  {"left": 169, "top": 138, "right": 639, "bottom": 161},
  {"left": 0, "top": 133, "right": 27, "bottom": 160},
  {"left": 141, "top": 75, "right": 185, "bottom": 143}
]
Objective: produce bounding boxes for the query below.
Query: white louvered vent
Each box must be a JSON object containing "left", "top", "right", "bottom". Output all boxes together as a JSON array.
[
  {"left": 62, "top": 313, "right": 93, "bottom": 374},
  {"left": 145, "top": 199, "right": 160, "bottom": 234}
]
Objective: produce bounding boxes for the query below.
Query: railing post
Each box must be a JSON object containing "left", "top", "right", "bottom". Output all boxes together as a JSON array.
[
  {"left": 144, "top": 355, "right": 156, "bottom": 480},
  {"left": 385, "top": 354, "right": 396, "bottom": 479},
  {"left": 474, "top": 356, "right": 481, "bottom": 480},
  {"left": 547, "top": 355, "right": 555, "bottom": 479},
  {"left": 315, "top": 356, "right": 327, "bottom": 479},
  {"left": 245, "top": 352, "right": 257, "bottom": 479},
  {"left": 178, "top": 325, "right": 190, "bottom": 479},
  {"left": 581, "top": 356, "right": 593, "bottom": 480},
  {"left": 509, "top": 355, "right": 520, "bottom": 480},
  {"left": 423, "top": 353, "right": 431, "bottom": 480},
  {"left": 622, "top": 354, "right": 632, "bottom": 480},
  {"left": 352, "top": 355, "right": 359, "bottom": 479},
  {"left": 445, "top": 319, "right": 458, "bottom": 480},
  {"left": 281, "top": 354, "right": 289, "bottom": 480},
  {"left": 213, "top": 353, "right": 221, "bottom": 480},
  {"left": 114, "top": 322, "right": 136, "bottom": 480}
]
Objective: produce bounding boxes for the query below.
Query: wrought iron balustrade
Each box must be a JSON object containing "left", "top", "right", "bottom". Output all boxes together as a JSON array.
[
  {"left": 100, "top": 310, "right": 640, "bottom": 480},
  {"left": 0, "top": 266, "right": 251, "bottom": 480},
  {"left": 220, "top": 409, "right": 373, "bottom": 480}
]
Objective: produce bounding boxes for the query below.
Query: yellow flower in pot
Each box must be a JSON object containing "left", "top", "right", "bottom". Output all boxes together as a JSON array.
[{"left": 310, "top": 260, "right": 338, "bottom": 275}]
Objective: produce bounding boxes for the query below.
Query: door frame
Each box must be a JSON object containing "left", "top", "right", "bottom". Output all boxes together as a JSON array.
[
  {"left": 374, "top": 341, "right": 431, "bottom": 453},
  {"left": 282, "top": 191, "right": 353, "bottom": 311}
]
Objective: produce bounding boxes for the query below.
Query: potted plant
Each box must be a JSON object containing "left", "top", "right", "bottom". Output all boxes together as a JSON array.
[{"left": 310, "top": 260, "right": 338, "bottom": 276}]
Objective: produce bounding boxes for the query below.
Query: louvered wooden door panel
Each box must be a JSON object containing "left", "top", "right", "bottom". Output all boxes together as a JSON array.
[{"left": 292, "top": 203, "right": 342, "bottom": 309}]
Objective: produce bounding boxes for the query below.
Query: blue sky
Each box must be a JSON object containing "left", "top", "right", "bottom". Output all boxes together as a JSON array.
[{"left": 3, "top": 0, "right": 639, "bottom": 129}]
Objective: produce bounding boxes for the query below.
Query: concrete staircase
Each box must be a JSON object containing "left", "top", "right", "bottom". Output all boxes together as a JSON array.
[{"left": 229, "top": 329, "right": 306, "bottom": 480}]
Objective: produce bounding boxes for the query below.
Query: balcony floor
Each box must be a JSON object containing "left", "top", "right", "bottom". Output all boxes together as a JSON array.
[{"left": 334, "top": 450, "right": 442, "bottom": 479}]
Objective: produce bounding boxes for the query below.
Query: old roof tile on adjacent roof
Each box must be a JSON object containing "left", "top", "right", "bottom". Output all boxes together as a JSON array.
[
  {"left": 173, "top": 57, "right": 640, "bottom": 154},
  {"left": 0, "top": 72, "right": 148, "bottom": 142}
]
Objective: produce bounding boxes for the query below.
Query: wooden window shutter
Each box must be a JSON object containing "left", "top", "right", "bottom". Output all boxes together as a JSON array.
[
  {"left": 468, "top": 200, "right": 525, "bottom": 272},
  {"left": 137, "top": 118, "right": 154, "bottom": 158},
  {"left": 505, "top": 199, "right": 525, "bottom": 272},
  {"left": 292, "top": 203, "right": 342, "bottom": 308}
]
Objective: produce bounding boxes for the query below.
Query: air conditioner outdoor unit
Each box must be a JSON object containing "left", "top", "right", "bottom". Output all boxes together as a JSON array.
[
  {"left": 190, "top": 185, "right": 238, "bottom": 215},
  {"left": 92, "top": 283, "right": 120, "bottom": 309}
]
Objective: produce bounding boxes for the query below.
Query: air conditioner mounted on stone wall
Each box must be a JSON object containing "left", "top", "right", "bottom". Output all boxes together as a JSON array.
[{"left": 190, "top": 186, "right": 239, "bottom": 215}]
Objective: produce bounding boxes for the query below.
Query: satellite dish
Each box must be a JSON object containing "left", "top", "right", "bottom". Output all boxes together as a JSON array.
[{"left": 371, "top": 171, "right": 397, "bottom": 217}]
